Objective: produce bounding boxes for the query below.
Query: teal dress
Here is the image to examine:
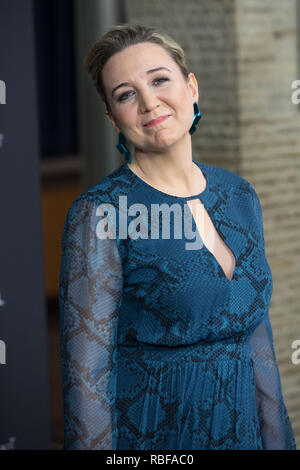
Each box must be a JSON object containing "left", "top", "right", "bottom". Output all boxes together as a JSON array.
[{"left": 59, "top": 160, "right": 296, "bottom": 450}]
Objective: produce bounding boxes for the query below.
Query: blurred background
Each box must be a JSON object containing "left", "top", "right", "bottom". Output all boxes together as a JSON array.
[{"left": 0, "top": 0, "right": 299, "bottom": 450}]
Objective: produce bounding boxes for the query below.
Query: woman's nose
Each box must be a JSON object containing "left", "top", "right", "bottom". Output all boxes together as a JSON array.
[{"left": 139, "top": 89, "right": 160, "bottom": 113}]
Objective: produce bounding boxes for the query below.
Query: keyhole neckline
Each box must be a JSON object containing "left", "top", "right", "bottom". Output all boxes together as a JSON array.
[
  {"left": 124, "top": 159, "right": 209, "bottom": 201},
  {"left": 124, "top": 159, "right": 238, "bottom": 283},
  {"left": 186, "top": 199, "right": 237, "bottom": 283}
]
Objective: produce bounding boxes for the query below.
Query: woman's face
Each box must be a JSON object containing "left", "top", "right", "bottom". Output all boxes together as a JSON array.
[{"left": 102, "top": 42, "right": 198, "bottom": 152}]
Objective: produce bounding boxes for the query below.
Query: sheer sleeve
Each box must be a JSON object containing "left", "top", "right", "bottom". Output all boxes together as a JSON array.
[
  {"left": 59, "top": 197, "right": 123, "bottom": 450},
  {"left": 249, "top": 186, "right": 296, "bottom": 450},
  {"left": 249, "top": 313, "right": 296, "bottom": 450}
]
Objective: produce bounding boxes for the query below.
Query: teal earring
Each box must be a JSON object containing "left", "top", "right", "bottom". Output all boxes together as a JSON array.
[
  {"left": 116, "top": 132, "right": 132, "bottom": 163},
  {"left": 189, "top": 102, "right": 202, "bottom": 135}
]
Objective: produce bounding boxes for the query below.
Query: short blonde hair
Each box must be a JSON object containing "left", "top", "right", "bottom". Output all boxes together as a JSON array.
[{"left": 84, "top": 23, "right": 190, "bottom": 113}]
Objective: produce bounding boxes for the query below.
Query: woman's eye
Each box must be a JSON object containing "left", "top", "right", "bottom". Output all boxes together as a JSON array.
[
  {"left": 117, "top": 77, "right": 170, "bottom": 102},
  {"left": 118, "top": 91, "right": 133, "bottom": 102},
  {"left": 153, "top": 77, "right": 169, "bottom": 85}
]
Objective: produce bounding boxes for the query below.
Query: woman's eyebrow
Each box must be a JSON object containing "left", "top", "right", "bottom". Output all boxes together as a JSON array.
[{"left": 111, "top": 67, "right": 172, "bottom": 97}]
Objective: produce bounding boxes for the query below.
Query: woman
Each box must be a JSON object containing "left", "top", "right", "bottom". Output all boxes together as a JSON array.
[{"left": 59, "top": 23, "right": 296, "bottom": 450}]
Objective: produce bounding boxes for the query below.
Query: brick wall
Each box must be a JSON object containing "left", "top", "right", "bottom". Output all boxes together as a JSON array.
[
  {"left": 126, "top": 0, "right": 300, "bottom": 447},
  {"left": 235, "top": 0, "right": 300, "bottom": 445}
]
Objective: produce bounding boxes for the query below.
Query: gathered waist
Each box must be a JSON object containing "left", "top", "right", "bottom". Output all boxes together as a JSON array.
[{"left": 117, "top": 335, "right": 252, "bottom": 365}]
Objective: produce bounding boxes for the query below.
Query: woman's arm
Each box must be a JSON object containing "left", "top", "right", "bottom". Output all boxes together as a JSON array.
[
  {"left": 249, "top": 311, "right": 296, "bottom": 449},
  {"left": 59, "top": 197, "right": 123, "bottom": 449},
  {"left": 248, "top": 185, "right": 296, "bottom": 450}
]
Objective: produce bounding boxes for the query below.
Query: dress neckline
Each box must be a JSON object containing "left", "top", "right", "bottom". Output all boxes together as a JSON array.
[
  {"left": 123, "top": 159, "right": 240, "bottom": 284},
  {"left": 124, "top": 159, "right": 209, "bottom": 201}
]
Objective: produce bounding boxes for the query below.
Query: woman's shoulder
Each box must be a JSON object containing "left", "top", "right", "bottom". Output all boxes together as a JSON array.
[
  {"left": 63, "top": 164, "right": 131, "bottom": 226},
  {"left": 76, "top": 163, "right": 131, "bottom": 205},
  {"left": 201, "top": 161, "right": 258, "bottom": 201}
]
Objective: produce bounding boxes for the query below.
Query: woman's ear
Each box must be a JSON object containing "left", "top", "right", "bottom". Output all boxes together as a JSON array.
[
  {"left": 105, "top": 110, "right": 120, "bottom": 133},
  {"left": 188, "top": 72, "right": 199, "bottom": 103}
]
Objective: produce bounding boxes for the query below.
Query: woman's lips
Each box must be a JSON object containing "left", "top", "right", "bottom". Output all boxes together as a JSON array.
[{"left": 144, "top": 115, "right": 170, "bottom": 127}]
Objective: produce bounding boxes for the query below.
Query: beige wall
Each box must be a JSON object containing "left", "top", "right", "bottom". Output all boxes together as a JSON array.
[
  {"left": 126, "top": 0, "right": 300, "bottom": 447},
  {"left": 235, "top": 0, "right": 300, "bottom": 444}
]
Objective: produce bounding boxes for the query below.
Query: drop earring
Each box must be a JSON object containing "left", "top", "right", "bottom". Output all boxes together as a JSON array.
[
  {"left": 116, "top": 132, "right": 132, "bottom": 163},
  {"left": 189, "top": 102, "right": 202, "bottom": 135}
]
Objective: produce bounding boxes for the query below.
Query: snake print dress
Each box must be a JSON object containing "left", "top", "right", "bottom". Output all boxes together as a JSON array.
[{"left": 59, "top": 160, "right": 296, "bottom": 450}]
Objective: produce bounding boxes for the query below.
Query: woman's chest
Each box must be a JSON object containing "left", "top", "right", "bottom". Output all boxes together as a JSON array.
[{"left": 116, "top": 190, "right": 273, "bottom": 343}]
